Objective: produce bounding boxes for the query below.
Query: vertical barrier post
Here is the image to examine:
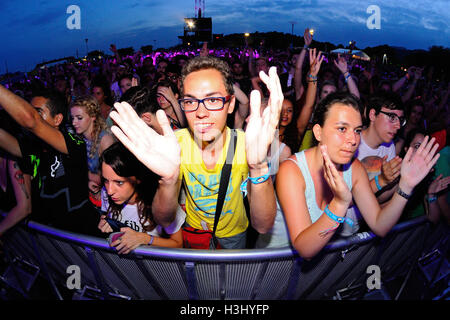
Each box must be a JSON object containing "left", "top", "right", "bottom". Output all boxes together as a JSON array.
[{"left": 185, "top": 261, "right": 198, "bottom": 300}]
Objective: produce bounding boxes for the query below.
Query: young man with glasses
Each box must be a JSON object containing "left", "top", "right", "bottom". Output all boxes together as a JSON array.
[
  {"left": 109, "top": 56, "right": 283, "bottom": 249},
  {"left": 356, "top": 92, "right": 406, "bottom": 198}
]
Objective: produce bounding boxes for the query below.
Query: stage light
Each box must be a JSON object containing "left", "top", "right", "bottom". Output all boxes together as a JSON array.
[
  {"left": 244, "top": 33, "right": 250, "bottom": 37},
  {"left": 309, "top": 29, "right": 315, "bottom": 36},
  {"left": 187, "top": 20, "right": 195, "bottom": 28}
]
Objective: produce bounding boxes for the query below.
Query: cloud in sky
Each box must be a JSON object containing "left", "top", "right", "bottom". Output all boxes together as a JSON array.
[{"left": 0, "top": 0, "right": 448, "bottom": 73}]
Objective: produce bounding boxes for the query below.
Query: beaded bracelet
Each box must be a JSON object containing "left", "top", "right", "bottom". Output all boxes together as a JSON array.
[{"left": 240, "top": 163, "right": 271, "bottom": 197}]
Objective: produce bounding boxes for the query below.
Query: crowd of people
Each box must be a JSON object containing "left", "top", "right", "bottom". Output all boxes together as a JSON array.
[{"left": 0, "top": 28, "right": 449, "bottom": 258}]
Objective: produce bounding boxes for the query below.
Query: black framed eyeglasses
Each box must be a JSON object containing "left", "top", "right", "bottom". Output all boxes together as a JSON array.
[
  {"left": 178, "top": 95, "right": 232, "bottom": 112},
  {"left": 379, "top": 111, "right": 406, "bottom": 127}
]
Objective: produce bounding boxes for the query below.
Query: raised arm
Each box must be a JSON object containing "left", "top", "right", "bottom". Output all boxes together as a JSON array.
[
  {"left": 334, "top": 54, "right": 360, "bottom": 99},
  {"left": 0, "top": 85, "right": 68, "bottom": 154},
  {"left": 353, "top": 136, "right": 440, "bottom": 237},
  {"left": 0, "top": 160, "right": 32, "bottom": 237},
  {"left": 296, "top": 48, "right": 324, "bottom": 137},
  {"left": 232, "top": 83, "right": 250, "bottom": 129},
  {"left": 294, "top": 28, "right": 313, "bottom": 101},
  {"left": 157, "top": 86, "right": 186, "bottom": 128},
  {"left": 109, "top": 102, "right": 181, "bottom": 227},
  {"left": 401, "top": 67, "right": 422, "bottom": 103},
  {"left": 0, "top": 128, "right": 22, "bottom": 158},
  {"left": 245, "top": 67, "right": 284, "bottom": 233}
]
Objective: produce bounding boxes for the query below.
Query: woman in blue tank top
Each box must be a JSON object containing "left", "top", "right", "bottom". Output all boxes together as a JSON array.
[{"left": 276, "top": 92, "right": 440, "bottom": 259}]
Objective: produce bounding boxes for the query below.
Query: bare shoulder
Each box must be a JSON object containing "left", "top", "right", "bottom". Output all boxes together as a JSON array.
[{"left": 276, "top": 154, "right": 306, "bottom": 190}]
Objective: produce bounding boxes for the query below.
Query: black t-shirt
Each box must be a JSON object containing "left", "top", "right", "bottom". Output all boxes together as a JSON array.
[{"left": 18, "top": 129, "right": 101, "bottom": 236}]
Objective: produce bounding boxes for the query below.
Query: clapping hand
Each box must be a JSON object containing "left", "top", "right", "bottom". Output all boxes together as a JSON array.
[
  {"left": 110, "top": 101, "right": 181, "bottom": 183},
  {"left": 245, "top": 67, "right": 283, "bottom": 167},
  {"left": 320, "top": 145, "right": 352, "bottom": 205},
  {"left": 381, "top": 155, "right": 402, "bottom": 185},
  {"left": 428, "top": 174, "right": 450, "bottom": 195},
  {"left": 400, "top": 136, "right": 440, "bottom": 192}
]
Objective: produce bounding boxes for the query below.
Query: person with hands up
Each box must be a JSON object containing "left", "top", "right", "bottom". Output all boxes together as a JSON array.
[
  {"left": 334, "top": 53, "right": 360, "bottom": 100},
  {"left": 276, "top": 92, "right": 440, "bottom": 259},
  {"left": 110, "top": 56, "right": 282, "bottom": 248},
  {"left": 98, "top": 142, "right": 185, "bottom": 254}
]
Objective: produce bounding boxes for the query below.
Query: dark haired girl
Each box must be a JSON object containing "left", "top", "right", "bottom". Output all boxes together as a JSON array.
[{"left": 98, "top": 143, "right": 185, "bottom": 254}]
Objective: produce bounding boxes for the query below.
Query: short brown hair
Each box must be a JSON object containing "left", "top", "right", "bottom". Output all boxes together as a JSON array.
[{"left": 180, "top": 56, "right": 234, "bottom": 96}]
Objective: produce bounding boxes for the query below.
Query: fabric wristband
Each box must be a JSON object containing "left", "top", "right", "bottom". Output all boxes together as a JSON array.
[
  {"left": 240, "top": 162, "right": 271, "bottom": 197},
  {"left": 426, "top": 194, "right": 437, "bottom": 203},
  {"left": 374, "top": 175, "right": 382, "bottom": 191},
  {"left": 324, "top": 204, "right": 354, "bottom": 227},
  {"left": 344, "top": 72, "right": 351, "bottom": 82},
  {"left": 148, "top": 234, "right": 154, "bottom": 246}
]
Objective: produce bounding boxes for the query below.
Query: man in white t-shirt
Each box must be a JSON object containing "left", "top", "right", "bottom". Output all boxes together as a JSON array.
[{"left": 355, "top": 91, "right": 405, "bottom": 200}]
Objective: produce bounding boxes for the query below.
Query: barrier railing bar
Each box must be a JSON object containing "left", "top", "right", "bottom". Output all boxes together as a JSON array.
[
  {"left": 84, "top": 247, "right": 109, "bottom": 300},
  {"left": 250, "top": 261, "right": 269, "bottom": 300},
  {"left": 185, "top": 261, "right": 198, "bottom": 300},
  {"left": 219, "top": 263, "right": 226, "bottom": 300},
  {"left": 382, "top": 226, "right": 424, "bottom": 280},
  {"left": 96, "top": 250, "right": 142, "bottom": 299},
  {"left": 394, "top": 223, "right": 431, "bottom": 300},
  {"left": 285, "top": 257, "right": 303, "bottom": 300},
  {"left": 298, "top": 252, "right": 343, "bottom": 300},
  {"left": 28, "top": 231, "right": 63, "bottom": 300},
  {"left": 135, "top": 259, "right": 169, "bottom": 300},
  {"left": 323, "top": 243, "right": 375, "bottom": 299},
  {"left": 1, "top": 242, "right": 31, "bottom": 298}
]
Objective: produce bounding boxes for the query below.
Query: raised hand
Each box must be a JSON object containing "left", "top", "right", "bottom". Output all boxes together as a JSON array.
[
  {"left": 200, "top": 42, "right": 209, "bottom": 57},
  {"left": 400, "top": 136, "right": 440, "bottom": 191},
  {"left": 320, "top": 145, "right": 352, "bottom": 205},
  {"left": 414, "top": 67, "right": 424, "bottom": 81},
  {"left": 309, "top": 48, "right": 324, "bottom": 77},
  {"left": 157, "top": 86, "right": 177, "bottom": 105},
  {"left": 245, "top": 66, "right": 283, "bottom": 167},
  {"left": 109, "top": 44, "right": 117, "bottom": 53},
  {"left": 380, "top": 155, "right": 402, "bottom": 184},
  {"left": 304, "top": 28, "right": 313, "bottom": 47},
  {"left": 110, "top": 101, "right": 181, "bottom": 182},
  {"left": 428, "top": 174, "right": 450, "bottom": 195},
  {"left": 333, "top": 53, "right": 349, "bottom": 75}
]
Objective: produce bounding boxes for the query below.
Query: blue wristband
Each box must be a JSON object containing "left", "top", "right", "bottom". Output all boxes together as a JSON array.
[
  {"left": 374, "top": 175, "right": 382, "bottom": 191},
  {"left": 324, "top": 205, "right": 354, "bottom": 227},
  {"left": 344, "top": 72, "right": 351, "bottom": 82},
  {"left": 240, "top": 163, "right": 271, "bottom": 197},
  {"left": 426, "top": 194, "right": 437, "bottom": 203}
]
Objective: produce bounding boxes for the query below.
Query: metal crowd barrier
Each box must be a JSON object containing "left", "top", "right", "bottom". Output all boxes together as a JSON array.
[{"left": 0, "top": 213, "right": 448, "bottom": 300}]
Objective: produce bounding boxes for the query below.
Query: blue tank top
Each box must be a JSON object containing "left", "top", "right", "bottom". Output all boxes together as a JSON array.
[{"left": 290, "top": 151, "right": 354, "bottom": 228}]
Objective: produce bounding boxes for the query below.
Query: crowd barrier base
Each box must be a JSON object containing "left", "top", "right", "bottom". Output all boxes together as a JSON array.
[{"left": 0, "top": 213, "right": 449, "bottom": 300}]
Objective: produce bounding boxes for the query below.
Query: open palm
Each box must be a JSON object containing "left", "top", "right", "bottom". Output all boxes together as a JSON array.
[
  {"left": 245, "top": 67, "right": 283, "bottom": 166},
  {"left": 110, "top": 102, "right": 181, "bottom": 181},
  {"left": 400, "top": 136, "right": 440, "bottom": 189}
]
